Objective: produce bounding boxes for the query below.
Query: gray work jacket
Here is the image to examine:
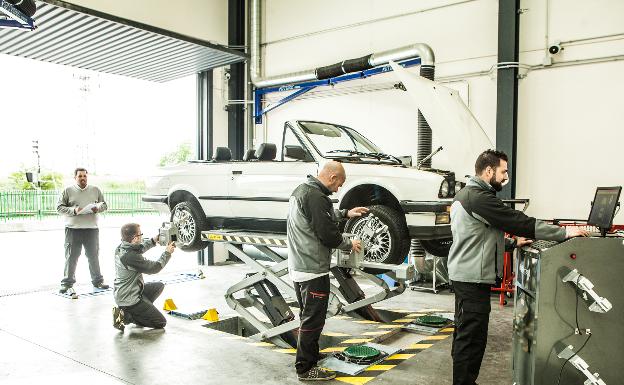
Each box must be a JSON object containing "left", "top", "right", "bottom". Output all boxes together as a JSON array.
[
  {"left": 113, "top": 239, "right": 171, "bottom": 307},
  {"left": 448, "top": 177, "right": 566, "bottom": 284},
  {"left": 287, "top": 176, "right": 352, "bottom": 275}
]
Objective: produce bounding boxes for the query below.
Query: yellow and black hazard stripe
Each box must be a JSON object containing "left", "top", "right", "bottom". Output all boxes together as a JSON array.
[
  {"left": 331, "top": 327, "right": 455, "bottom": 384},
  {"left": 203, "top": 232, "right": 287, "bottom": 247}
]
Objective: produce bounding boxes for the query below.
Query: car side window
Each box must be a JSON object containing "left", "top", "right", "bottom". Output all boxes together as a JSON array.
[{"left": 281, "top": 127, "right": 313, "bottom": 162}]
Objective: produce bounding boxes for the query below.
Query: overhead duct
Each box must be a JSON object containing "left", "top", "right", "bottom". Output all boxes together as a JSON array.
[{"left": 249, "top": 0, "right": 435, "bottom": 164}]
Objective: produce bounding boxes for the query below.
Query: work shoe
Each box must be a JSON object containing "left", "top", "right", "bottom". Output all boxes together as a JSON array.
[
  {"left": 94, "top": 283, "right": 110, "bottom": 290},
  {"left": 112, "top": 307, "right": 125, "bottom": 332},
  {"left": 297, "top": 366, "right": 336, "bottom": 381},
  {"left": 59, "top": 285, "right": 72, "bottom": 294}
]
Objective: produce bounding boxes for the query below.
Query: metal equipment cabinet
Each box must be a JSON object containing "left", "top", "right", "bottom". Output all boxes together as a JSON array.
[{"left": 512, "top": 237, "right": 623, "bottom": 385}]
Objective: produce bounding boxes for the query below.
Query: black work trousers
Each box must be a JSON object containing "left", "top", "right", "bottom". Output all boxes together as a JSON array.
[
  {"left": 451, "top": 280, "right": 491, "bottom": 385},
  {"left": 122, "top": 282, "right": 167, "bottom": 329},
  {"left": 294, "top": 275, "right": 330, "bottom": 375},
  {"left": 62, "top": 228, "right": 103, "bottom": 287}
]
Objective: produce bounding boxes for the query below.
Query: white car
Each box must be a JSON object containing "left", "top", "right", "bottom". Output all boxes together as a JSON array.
[{"left": 143, "top": 120, "right": 460, "bottom": 266}]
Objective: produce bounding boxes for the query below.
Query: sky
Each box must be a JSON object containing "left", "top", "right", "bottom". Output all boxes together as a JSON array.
[{"left": 0, "top": 53, "right": 196, "bottom": 179}]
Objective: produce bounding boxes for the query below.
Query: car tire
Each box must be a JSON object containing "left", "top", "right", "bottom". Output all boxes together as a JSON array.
[
  {"left": 344, "top": 205, "right": 410, "bottom": 274},
  {"left": 7, "top": 0, "right": 37, "bottom": 17},
  {"left": 420, "top": 238, "right": 453, "bottom": 258},
  {"left": 170, "top": 201, "right": 209, "bottom": 252}
]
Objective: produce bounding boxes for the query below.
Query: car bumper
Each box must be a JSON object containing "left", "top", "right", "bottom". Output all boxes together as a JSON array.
[
  {"left": 142, "top": 195, "right": 168, "bottom": 203},
  {"left": 401, "top": 200, "right": 452, "bottom": 239},
  {"left": 407, "top": 224, "right": 451, "bottom": 239}
]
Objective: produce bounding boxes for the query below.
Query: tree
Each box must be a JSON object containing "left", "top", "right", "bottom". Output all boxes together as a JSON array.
[
  {"left": 7, "top": 169, "right": 63, "bottom": 190},
  {"left": 159, "top": 142, "right": 192, "bottom": 167}
]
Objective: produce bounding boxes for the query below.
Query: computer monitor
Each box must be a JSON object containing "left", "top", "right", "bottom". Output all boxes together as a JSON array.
[{"left": 587, "top": 186, "right": 622, "bottom": 235}]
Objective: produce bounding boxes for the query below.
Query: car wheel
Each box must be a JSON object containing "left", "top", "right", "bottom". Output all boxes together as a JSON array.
[
  {"left": 170, "top": 201, "right": 209, "bottom": 252},
  {"left": 344, "top": 205, "right": 410, "bottom": 273},
  {"left": 420, "top": 238, "right": 453, "bottom": 258}
]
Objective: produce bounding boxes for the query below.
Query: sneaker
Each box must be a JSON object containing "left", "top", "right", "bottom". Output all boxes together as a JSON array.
[
  {"left": 112, "top": 307, "right": 125, "bottom": 332},
  {"left": 297, "top": 366, "right": 336, "bottom": 381},
  {"left": 94, "top": 283, "right": 110, "bottom": 290},
  {"left": 59, "top": 285, "right": 72, "bottom": 294}
]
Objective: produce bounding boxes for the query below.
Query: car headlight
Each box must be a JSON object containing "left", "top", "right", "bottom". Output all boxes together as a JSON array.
[{"left": 439, "top": 180, "right": 450, "bottom": 198}]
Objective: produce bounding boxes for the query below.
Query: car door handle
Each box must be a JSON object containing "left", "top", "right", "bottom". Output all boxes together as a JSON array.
[{"left": 232, "top": 170, "right": 243, "bottom": 175}]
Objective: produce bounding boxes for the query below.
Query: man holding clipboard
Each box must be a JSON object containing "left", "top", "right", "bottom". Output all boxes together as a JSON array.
[{"left": 57, "top": 167, "right": 109, "bottom": 295}]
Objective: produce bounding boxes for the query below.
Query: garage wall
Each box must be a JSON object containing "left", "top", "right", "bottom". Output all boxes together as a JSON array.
[
  {"left": 65, "top": 0, "right": 228, "bottom": 45},
  {"left": 257, "top": 0, "right": 624, "bottom": 223}
]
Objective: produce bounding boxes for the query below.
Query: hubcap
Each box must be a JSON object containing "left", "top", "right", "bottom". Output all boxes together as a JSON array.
[
  {"left": 172, "top": 206, "right": 196, "bottom": 246},
  {"left": 350, "top": 214, "right": 392, "bottom": 263}
]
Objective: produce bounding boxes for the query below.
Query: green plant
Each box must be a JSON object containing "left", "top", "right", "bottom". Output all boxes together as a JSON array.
[
  {"left": 159, "top": 142, "right": 192, "bottom": 167},
  {"left": 6, "top": 169, "right": 63, "bottom": 190}
]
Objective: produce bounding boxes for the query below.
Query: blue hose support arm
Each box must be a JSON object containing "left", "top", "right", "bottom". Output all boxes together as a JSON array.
[
  {"left": 253, "top": 57, "right": 421, "bottom": 124},
  {"left": 0, "top": 0, "right": 35, "bottom": 30}
]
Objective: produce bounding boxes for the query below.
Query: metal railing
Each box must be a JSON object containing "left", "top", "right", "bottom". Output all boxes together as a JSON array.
[{"left": 0, "top": 190, "right": 156, "bottom": 221}]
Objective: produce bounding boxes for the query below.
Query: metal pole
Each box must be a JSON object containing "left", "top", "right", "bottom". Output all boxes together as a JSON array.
[
  {"left": 196, "top": 70, "right": 215, "bottom": 266},
  {"left": 496, "top": 0, "right": 520, "bottom": 199}
]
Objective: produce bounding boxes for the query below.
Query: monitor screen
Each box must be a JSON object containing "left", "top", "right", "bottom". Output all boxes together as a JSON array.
[{"left": 587, "top": 186, "right": 622, "bottom": 230}]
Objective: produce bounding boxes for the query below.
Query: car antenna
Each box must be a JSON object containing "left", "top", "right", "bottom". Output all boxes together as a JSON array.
[{"left": 417, "top": 146, "right": 443, "bottom": 169}]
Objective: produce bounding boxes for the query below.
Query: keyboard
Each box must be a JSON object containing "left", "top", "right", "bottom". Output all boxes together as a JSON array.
[{"left": 528, "top": 240, "right": 559, "bottom": 251}]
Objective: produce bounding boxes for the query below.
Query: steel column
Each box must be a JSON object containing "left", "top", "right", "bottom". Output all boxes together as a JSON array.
[
  {"left": 196, "top": 69, "right": 214, "bottom": 265},
  {"left": 496, "top": 0, "right": 521, "bottom": 199}
]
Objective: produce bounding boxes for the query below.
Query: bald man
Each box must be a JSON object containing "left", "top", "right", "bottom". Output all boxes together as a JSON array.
[{"left": 287, "top": 161, "right": 368, "bottom": 381}]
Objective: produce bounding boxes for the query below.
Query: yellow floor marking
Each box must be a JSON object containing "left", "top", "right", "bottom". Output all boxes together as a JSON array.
[
  {"left": 320, "top": 347, "right": 346, "bottom": 353},
  {"left": 366, "top": 364, "right": 396, "bottom": 371},
  {"left": 406, "top": 313, "right": 427, "bottom": 318},
  {"left": 335, "top": 377, "right": 375, "bottom": 385},
  {"left": 354, "top": 320, "right": 380, "bottom": 324},
  {"left": 426, "top": 335, "right": 450, "bottom": 340},
  {"left": 274, "top": 348, "right": 297, "bottom": 354},
  {"left": 378, "top": 324, "right": 402, "bottom": 329},
  {"left": 341, "top": 338, "right": 373, "bottom": 344},
  {"left": 391, "top": 318, "right": 413, "bottom": 323},
  {"left": 408, "top": 343, "right": 433, "bottom": 349},
  {"left": 440, "top": 328, "right": 455, "bottom": 332},
  {"left": 332, "top": 315, "right": 353, "bottom": 320},
  {"left": 322, "top": 332, "right": 351, "bottom": 337},
  {"left": 388, "top": 353, "right": 414, "bottom": 360},
  {"left": 248, "top": 342, "right": 275, "bottom": 347},
  {"left": 361, "top": 331, "right": 389, "bottom": 336}
]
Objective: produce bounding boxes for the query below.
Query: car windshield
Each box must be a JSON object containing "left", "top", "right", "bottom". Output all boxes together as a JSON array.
[{"left": 297, "top": 121, "right": 382, "bottom": 156}]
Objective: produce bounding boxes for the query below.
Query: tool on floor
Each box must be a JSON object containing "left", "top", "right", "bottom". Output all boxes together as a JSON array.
[{"left": 163, "top": 298, "right": 178, "bottom": 311}]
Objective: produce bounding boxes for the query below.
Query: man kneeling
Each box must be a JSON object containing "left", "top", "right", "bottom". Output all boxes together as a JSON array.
[{"left": 112, "top": 223, "right": 175, "bottom": 332}]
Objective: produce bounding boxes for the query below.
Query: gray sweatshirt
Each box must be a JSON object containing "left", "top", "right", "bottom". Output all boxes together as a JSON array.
[{"left": 56, "top": 184, "right": 107, "bottom": 229}]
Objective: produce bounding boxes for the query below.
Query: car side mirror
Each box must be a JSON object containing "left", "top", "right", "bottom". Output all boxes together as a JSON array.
[{"left": 284, "top": 145, "right": 308, "bottom": 161}]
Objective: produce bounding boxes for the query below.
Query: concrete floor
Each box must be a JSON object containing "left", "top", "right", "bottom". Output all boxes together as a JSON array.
[{"left": 0, "top": 222, "right": 514, "bottom": 385}]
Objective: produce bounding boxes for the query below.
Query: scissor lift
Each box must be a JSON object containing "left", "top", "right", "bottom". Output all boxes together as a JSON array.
[{"left": 202, "top": 229, "right": 415, "bottom": 348}]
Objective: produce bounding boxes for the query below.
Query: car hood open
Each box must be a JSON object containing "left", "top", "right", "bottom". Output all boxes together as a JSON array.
[{"left": 390, "top": 62, "right": 494, "bottom": 180}]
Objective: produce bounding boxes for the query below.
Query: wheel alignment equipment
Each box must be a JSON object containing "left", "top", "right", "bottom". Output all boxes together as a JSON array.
[{"left": 202, "top": 229, "right": 415, "bottom": 348}]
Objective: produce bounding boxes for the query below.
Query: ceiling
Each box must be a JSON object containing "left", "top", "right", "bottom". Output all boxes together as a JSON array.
[{"left": 0, "top": 0, "right": 247, "bottom": 82}]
